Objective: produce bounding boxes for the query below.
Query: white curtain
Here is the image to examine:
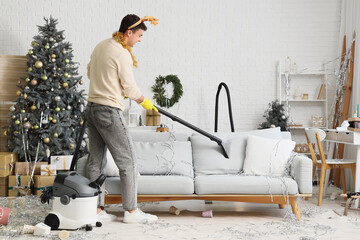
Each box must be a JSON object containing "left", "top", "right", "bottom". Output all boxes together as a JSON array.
[{"left": 339, "top": 0, "right": 360, "bottom": 191}]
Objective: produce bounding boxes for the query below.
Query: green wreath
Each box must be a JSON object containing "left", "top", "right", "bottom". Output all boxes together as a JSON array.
[{"left": 151, "top": 74, "right": 183, "bottom": 108}]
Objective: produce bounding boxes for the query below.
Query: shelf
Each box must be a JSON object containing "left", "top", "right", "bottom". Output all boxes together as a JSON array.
[
  {"left": 289, "top": 126, "right": 326, "bottom": 130},
  {"left": 280, "top": 72, "right": 326, "bottom": 76},
  {"left": 281, "top": 99, "right": 326, "bottom": 102}
]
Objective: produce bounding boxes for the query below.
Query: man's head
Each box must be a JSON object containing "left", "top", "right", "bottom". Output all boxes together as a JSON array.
[{"left": 119, "top": 14, "right": 147, "bottom": 47}]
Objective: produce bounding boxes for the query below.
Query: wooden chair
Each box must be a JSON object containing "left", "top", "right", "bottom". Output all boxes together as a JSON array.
[{"left": 305, "top": 128, "right": 356, "bottom": 206}]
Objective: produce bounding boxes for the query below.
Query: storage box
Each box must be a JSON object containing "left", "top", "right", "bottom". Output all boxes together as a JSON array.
[
  {"left": 0, "top": 176, "right": 9, "bottom": 197},
  {"left": 0, "top": 153, "right": 18, "bottom": 177},
  {"left": 50, "top": 155, "right": 73, "bottom": 170},
  {"left": 40, "top": 164, "right": 56, "bottom": 176},
  {"left": 14, "top": 162, "right": 48, "bottom": 175},
  {"left": 146, "top": 109, "right": 160, "bottom": 126},
  {"left": 33, "top": 175, "right": 55, "bottom": 196},
  {"left": 8, "top": 175, "right": 33, "bottom": 197}
]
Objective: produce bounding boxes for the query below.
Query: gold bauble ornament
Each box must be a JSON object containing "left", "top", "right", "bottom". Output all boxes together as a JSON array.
[
  {"left": 69, "top": 143, "right": 75, "bottom": 149},
  {"left": 16, "top": 90, "right": 21, "bottom": 96},
  {"left": 30, "top": 79, "right": 37, "bottom": 85},
  {"left": 35, "top": 61, "right": 43, "bottom": 69},
  {"left": 53, "top": 132, "right": 59, "bottom": 138},
  {"left": 31, "top": 105, "right": 37, "bottom": 111},
  {"left": 43, "top": 138, "right": 50, "bottom": 144},
  {"left": 55, "top": 107, "right": 60, "bottom": 112},
  {"left": 24, "top": 93, "right": 27, "bottom": 99},
  {"left": 52, "top": 119, "right": 57, "bottom": 123},
  {"left": 3, "top": 130, "right": 7, "bottom": 136},
  {"left": 80, "top": 120, "right": 84, "bottom": 126},
  {"left": 23, "top": 122, "right": 32, "bottom": 129},
  {"left": 61, "top": 108, "right": 65, "bottom": 111},
  {"left": 62, "top": 82, "right": 68, "bottom": 88},
  {"left": 79, "top": 80, "right": 84, "bottom": 85},
  {"left": 51, "top": 54, "right": 56, "bottom": 58}
]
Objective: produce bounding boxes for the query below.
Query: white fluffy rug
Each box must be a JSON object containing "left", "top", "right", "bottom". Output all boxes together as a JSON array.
[{"left": 1, "top": 185, "right": 360, "bottom": 240}]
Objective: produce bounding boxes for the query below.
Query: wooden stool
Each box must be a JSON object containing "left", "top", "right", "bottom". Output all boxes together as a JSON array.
[{"left": 340, "top": 193, "right": 360, "bottom": 216}]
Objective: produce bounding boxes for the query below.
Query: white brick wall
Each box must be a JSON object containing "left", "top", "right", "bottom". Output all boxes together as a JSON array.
[{"left": 0, "top": 0, "right": 341, "bottom": 133}]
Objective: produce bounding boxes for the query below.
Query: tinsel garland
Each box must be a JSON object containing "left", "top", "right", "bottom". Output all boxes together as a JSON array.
[
  {"left": 112, "top": 32, "right": 138, "bottom": 68},
  {"left": 151, "top": 75, "right": 183, "bottom": 108}
]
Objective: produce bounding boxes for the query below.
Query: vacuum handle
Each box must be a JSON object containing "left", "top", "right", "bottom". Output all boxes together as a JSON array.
[
  {"left": 156, "top": 107, "right": 223, "bottom": 145},
  {"left": 70, "top": 119, "right": 87, "bottom": 171}
]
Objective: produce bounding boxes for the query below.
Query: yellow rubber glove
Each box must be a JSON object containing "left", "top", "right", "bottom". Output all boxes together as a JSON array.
[{"left": 140, "top": 98, "right": 158, "bottom": 112}]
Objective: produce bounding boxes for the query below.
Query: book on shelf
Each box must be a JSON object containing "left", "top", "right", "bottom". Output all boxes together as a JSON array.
[{"left": 317, "top": 83, "right": 326, "bottom": 99}]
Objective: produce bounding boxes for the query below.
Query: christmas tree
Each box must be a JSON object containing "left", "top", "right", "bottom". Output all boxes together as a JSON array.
[
  {"left": 6, "top": 16, "right": 88, "bottom": 162},
  {"left": 259, "top": 100, "right": 288, "bottom": 131}
]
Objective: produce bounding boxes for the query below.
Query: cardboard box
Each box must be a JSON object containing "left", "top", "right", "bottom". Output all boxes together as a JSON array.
[
  {"left": 33, "top": 175, "right": 55, "bottom": 196},
  {"left": 40, "top": 164, "right": 56, "bottom": 176},
  {"left": 0, "top": 176, "right": 9, "bottom": 197},
  {"left": 8, "top": 175, "right": 33, "bottom": 197},
  {"left": 50, "top": 155, "right": 73, "bottom": 170},
  {"left": 0, "top": 152, "right": 18, "bottom": 177},
  {"left": 14, "top": 162, "right": 48, "bottom": 175}
]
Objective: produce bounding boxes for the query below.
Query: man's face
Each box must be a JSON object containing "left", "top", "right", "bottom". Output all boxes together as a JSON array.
[{"left": 125, "top": 29, "right": 144, "bottom": 47}]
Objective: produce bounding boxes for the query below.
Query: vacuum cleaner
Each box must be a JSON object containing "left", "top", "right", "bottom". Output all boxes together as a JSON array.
[
  {"left": 41, "top": 103, "right": 229, "bottom": 231},
  {"left": 41, "top": 120, "right": 105, "bottom": 231}
]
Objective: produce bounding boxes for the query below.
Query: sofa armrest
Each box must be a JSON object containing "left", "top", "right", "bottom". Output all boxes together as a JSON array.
[
  {"left": 76, "top": 154, "right": 89, "bottom": 178},
  {"left": 290, "top": 155, "right": 313, "bottom": 194}
]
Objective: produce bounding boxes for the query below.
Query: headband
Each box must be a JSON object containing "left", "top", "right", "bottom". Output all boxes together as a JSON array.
[{"left": 128, "top": 16, "right": 159, "bottom": 30}]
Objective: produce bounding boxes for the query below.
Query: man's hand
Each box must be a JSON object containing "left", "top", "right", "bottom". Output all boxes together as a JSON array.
[{"left": 139, "top": 98, "right": 158, "bottom": 112}]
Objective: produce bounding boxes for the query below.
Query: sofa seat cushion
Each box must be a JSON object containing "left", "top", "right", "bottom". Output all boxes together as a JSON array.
[
  {"left": 194, "top": 175, "right": 298, "bottom": 195},
  {"left": 105, "top": 176, "right": 194, "bottom": 195},
  {"left": 191, "top": 127, "right": 282, "bottom": 175}
]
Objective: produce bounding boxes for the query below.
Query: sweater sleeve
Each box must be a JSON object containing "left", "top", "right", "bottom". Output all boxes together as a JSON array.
[{"left": 116, "top": 53, "right": 142, "bottom": 100}]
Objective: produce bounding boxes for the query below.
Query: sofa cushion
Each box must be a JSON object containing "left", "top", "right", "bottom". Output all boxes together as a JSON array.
[
  {"left": 104, "top": 141, "right": 193, "bottom": 178},
  {"left": 191, "top": 127, "right": 282, "bottom": 175},
  {"left": 130, "top": 131, "right": 190, "bottom": 142},
  {"left": 134, "top": 141, "right": 193, "bottom": 177},
  {"left": 194, "top": 175, "right": 298, "bottom": 195},
  {"left": 243, "top": 134, "right": 296, "bottom": 176},
  {"left": 105, "top": 175, "right": 194, "bottom": 194}
]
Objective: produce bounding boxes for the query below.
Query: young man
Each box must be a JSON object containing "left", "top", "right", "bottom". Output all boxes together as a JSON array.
[{"left": 85, "top": 14, "right": 159, "bottom": 223}]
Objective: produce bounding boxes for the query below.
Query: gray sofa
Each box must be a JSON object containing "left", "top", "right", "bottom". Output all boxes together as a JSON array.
[{"left": 77, "top": 127, "right": 312, "bottom": 219}]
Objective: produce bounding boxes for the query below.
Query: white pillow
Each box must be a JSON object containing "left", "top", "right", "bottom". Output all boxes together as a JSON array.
[
  {"left": 243, "top": 134, "right": 296, "bottom": 176},
  {"left": 103, "top": 151, "right": 140, "bottom": 177}
]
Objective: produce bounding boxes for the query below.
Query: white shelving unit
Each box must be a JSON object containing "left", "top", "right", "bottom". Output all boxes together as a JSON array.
[{"left": 277, "top": 61, "right": 328, "bottom": 144}]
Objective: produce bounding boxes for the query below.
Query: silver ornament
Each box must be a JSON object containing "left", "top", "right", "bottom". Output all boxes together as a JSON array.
[
  {"left": 25, "top": 86, "right": 30, "bottom": 90},
  {"left": 81, "top": 140, "right": 86, "bottom": 147},
  {"left": 49, "top": 37, "right": 54, "bottom": 42},
  {"left": 55, "top": 96, "right": 61, "bottom": 102},
  {"left": 282, "top": 115, "right": 286, "bottom": 119},
  {"left": 52, "top": 58, "right": 56, "bottom": 62},
  {"left": 80, "top": 104, "right": 84, "bottom": 112},
  {"left": 10, "top": 106, "right": 16, "bottom": 112},
  {"left": 51, "top": 88, "right": 54, "bottom": 91},
  {"left": 67, "top": 105, "right": 71, "bottom": 110}
]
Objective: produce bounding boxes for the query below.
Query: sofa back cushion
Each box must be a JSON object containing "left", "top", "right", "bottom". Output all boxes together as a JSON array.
[
  {"left": 191, "top": 127, "right": 282, "bottom": 175},
  {"left": 104, "top": 141, "right": 193, "bottom": 178},
  {"left": 243, "top": 134, "right": 296, "bottom": 176},
  {"left": 134, "top": 141, "right": 193, "bottom": 177}
]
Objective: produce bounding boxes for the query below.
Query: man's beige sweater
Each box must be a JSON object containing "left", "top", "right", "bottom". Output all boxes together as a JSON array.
[{"left": 87, "top": 38, "right": 142, "bottom": 110}]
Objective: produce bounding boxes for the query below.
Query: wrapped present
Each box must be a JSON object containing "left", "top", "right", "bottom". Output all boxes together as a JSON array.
[
  {"left": 33, "top": 175, "right": 55, "bottom": 196},
  {"left": 0, "top": 152, "right": 18, "bottom": 177},
  {"left": 8, "top": 175, "right": 33, "bottom": 197},
  {"left": 0, "top": 176, "right": 9, "bottom": 197},
  {"left": 40, "top": 164, "right": 56, "bottom": 176},
  {"left": 14, "top": 162, "right": 48, "bottom": 175},
  {"left": 50, "top": 155, "right": 73, "bottom": 170},
  {"left": 146, "top": 109, "right": 160, "bottom": 126}
]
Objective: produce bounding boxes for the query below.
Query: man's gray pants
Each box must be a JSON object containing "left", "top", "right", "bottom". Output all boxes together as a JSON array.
[{"left": 85, "top": 102, "right": 137, "bottom": 211}]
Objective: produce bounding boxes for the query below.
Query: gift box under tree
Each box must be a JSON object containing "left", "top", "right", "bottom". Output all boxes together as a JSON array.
[
  {"left": 0, "top": 152, "right": 18, "bottom": 177},
  {"left": 8, "top": 175, "right": 33, "bottom": 197},
  {"left": 33, "top": 175, "right": 55, "bottom": 196}
]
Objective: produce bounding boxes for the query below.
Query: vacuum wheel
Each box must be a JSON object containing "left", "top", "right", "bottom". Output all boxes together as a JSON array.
[
  {"left": 44, "top": 214, "right": 60, "bottom": 230},
  {"left": 85, "top": 224, "right": 93, "bottom": 231},
  {"left": 96, "top": 221, "right": 102, "bottom": 227}
]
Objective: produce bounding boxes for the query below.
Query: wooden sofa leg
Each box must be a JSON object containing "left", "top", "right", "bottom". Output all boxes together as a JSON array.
[
  {"left": 289, "top": 197, "right": 301, "bottom": 220},
  {"left": 278, "top": 204, "right": 285, "bottom": 209}
]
